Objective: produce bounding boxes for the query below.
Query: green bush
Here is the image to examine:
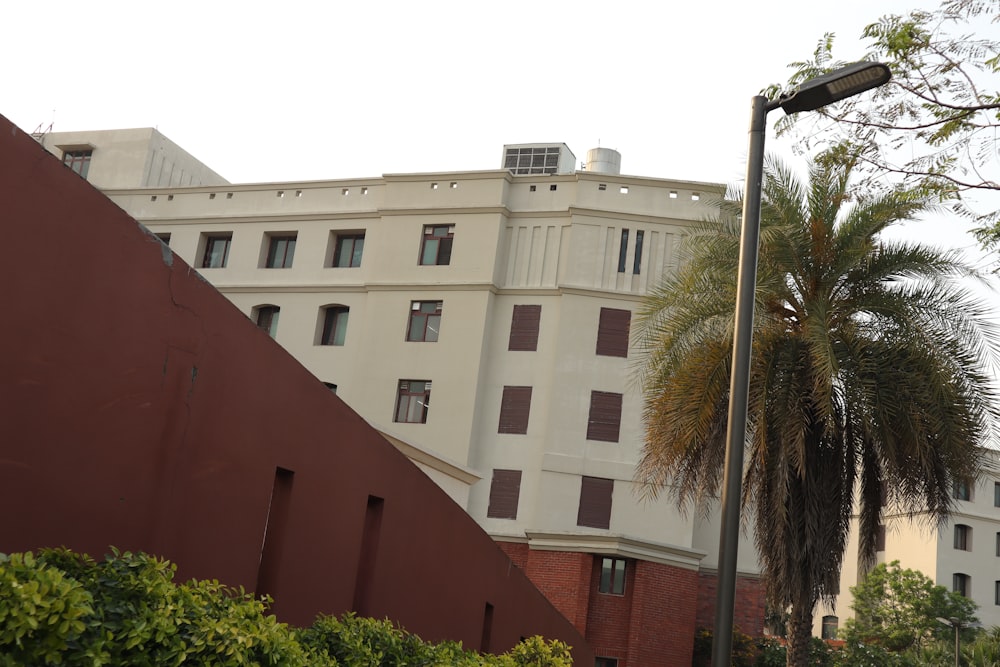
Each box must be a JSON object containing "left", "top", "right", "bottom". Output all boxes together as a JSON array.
[{"left": 0, "top": 548, "right": 573, "bottom": 667}]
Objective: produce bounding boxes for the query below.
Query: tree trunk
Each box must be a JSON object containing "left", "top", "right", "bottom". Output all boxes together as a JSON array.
[{"left": 785, "top": 602, "right": 814, "bottom": 667}]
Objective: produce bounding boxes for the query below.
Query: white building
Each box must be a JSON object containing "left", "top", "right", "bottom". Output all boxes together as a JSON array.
[{"left": 38, "top": 129, "right": 770, "bottom": 663}]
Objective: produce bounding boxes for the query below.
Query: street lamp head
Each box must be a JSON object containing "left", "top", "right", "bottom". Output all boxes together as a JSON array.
[{"left": 774, "top": 61, "right": 891, "bottom": 115}]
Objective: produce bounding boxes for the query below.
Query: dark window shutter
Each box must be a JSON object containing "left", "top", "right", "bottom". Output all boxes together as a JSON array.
[
  {"left": 587, "top": 391, "right": 623, "bottom": 442},
  {"left": 487, "top": 469, "right": 522, "bottom": 519},
  {"left": 498, "top": 386, "right": 532, "bottom": 434},
  {"left": 596, "top": 308, "right": 631, "bottom": 358},
  {"left": 508, "top": 305, "right": 541, "bottom": 351},
  {"left": 577, "top": 476, "right": 613, "bottom": 529}
]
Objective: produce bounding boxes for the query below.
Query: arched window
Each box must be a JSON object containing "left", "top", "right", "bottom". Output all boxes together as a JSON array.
[
  {"left": 954, "top": 573, "right": 971, "bottom": 597},
  {"left": 821, "top": 615, "right": 838, "bottom": 640},
  {"left": 253, "top": 305, "right": 280, "bottom": 338},
  {"left": 318, "top": 305, "right": 349, "bottom": 346}
]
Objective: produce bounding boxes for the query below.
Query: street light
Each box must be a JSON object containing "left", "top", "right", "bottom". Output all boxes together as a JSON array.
[
  {"left": 711, "top": 61, "right": 892, "bottom": 667},
  {"left": 937, "top": 616, "right": 980, "bottom": 667}
]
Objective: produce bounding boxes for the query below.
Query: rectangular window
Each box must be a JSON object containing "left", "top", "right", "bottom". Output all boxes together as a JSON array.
[
  {"left": 821, "top": 616, "right": 839, "bottom": 640},
  {"left": 508, "top": 305, "right": 541, "bottom": 351},
  {"left": 617, "top": 229, "right": 629, "bottom": 273},
  {"left": 62, "top": 149, "right": 92, "bottom": 179},
  {"left": 332, "top": 233, "right": 365, "bottom": 267},
  {"left": 406, "top": 301, "right": 442, "bottom": 342},
  {"left": 995, "top": 532, "right": 1000, "bottom": 557},
  {"left": 395, "top": 380, "right": 431, "bottom": 424},
  {"left": 486, "top": 469, "right": 522, "bottom": 520},
  {"left": 595, "top": 659, "right": 618, "bottom": 667},
  {"left": 155, "top": 232, "right": 171, "bottom": 245},
  {"left": 598, "top": 557, "right": 626, "bottom": 595},
  {"left": 498, "top": 386, "right": 532, "bottom": 434},
  {"left": 265, "top": 234, "right": 297, "bottom": 268},
  {"left": 587, "top": 391, "right": 623, "bottom": 443},
  {"left": 596, "top": 308, "right": 631, "bottom": 358},
  {"left": 577, "top": 476, "right": 613, "bottom": 529},
  {"left": 255, "top": 306, "right": 280, "bottom": 338},
  {"left": 420, "top": 225, "right": 454, "bottom": 265},
  {"left": 994, "top": 481, "right": 1000, "bottom": 507},
  {"left": 201, "top": 233, "right": 232, "bottom": 268},
  {"left": 632, "top": 230, "right": 644, "bottom": 274},
  {"left": 955, "top": 524, "right": 972, "bottom": 551},
  {"left": 954, "top": 477, "right": 972, "bottom": 501},
  {"left": 995, "top": 581, "right": 1000, "bottom": 606},
  {"left": 320, "top": 306, "right": 349, "bottom": 346},
  {"left": 954, "top": 573, "right": 970, "bottom": 597}
]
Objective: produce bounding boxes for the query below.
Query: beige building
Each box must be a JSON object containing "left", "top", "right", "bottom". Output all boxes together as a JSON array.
[
  {"left": 40, "top": 129, "right": 772, "bottom": 663},
  {"left": 816, "top": 454, "right": 1000, "bottom": 637}
]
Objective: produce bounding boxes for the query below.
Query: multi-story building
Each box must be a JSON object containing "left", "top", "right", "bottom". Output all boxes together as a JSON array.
[
  {"left": 819, "top": 454, "right": 1000, "bottom": 637},
  {"left": 40, "top": 129, "right": 767, "bottom": 665}
]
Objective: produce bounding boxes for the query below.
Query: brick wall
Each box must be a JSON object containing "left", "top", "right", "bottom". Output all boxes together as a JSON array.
[
  {"left": 695, "top": 571, "right": 766, "bottom": 636},
  {"left": 585, "top": 557, "right": 632, "bottom": 664},
  {"left": 524, "top": 550, "right": 593, "bottom": 635},
  {"left": 497, "top": 541, "right": 529, "bottom": 570},
  {"left": 627, "top": 561, "right": 699, "bottom": 667}
]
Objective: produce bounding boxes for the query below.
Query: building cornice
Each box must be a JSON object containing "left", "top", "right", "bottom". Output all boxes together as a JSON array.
[{"left": 522, "top": 531, "right": 707, "bottom": 571}]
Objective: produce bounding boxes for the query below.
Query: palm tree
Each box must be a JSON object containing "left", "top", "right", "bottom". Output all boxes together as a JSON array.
[{"left": 634, "top": 154, "right": 999, "bottom": 666}]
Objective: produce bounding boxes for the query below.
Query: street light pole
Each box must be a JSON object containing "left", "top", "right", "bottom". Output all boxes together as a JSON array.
[{"left": 710, "top": 61, "right": 892, "bottom": 667}]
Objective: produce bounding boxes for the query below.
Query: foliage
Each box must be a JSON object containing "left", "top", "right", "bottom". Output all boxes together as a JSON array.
[
  {"left": 691, "top": 627, "right": 759, "bottom": 667},
  {"left": 635, "top": 154, "right": 999, "bottom": 666},
  {"left": 765, "top": 0, "right": 1000, "bottom": 262},
  {"left": 754, "top": 637, "right": 834, "bottom": 667},
  {"left": 0, "top": 547, "right": 574, "bottom": 667},
  {"left": 843, "top": 561, "right": 977, "bottom": 653}
]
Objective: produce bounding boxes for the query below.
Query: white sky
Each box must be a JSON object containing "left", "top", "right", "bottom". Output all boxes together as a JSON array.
[{"left": 3, "top": 0, "right": 996, "bottom": 261}]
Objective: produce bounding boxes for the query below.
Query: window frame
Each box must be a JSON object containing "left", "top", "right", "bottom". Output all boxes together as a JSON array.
[
  {"left": 498, "top": 386, "right": 532, "bottom": 434},
  {"left": 62, "top": 149, "right": 92, "bottom": 179},
  {"left": 596, "top": 308, "right": 631, "bottom": 358},
  {"left": 394, "top": 380, "right": 431, "bottom": 424},
  {"left": 254, "top": 305, "right": 280, "bottom": 338},
  {"left": 954, "top": 573, "right": 971, "bottom": 597},
  {"left": 954, "top": 477, "right": 972, "bottom": 501},
  {"left": 406, "top": 301, "right": 443, "bottom": 342},
  {"left": 821, "top": 615, "right": 839, "bottom": 640},
  {"left": 586, "top": 391, "right": 623, "bottom": 443},
  {"left": 598, "top": 557, "right": 626, "bottom": 595},
  {"left": 201, "top": 233, "right": 233, "bottom": 268},
  {"left": 954, "top": 524, "right": 972, "bottom": 551},
  {"left": 486, "top": 469, "right": 522, "bottom": 520},
  {"left": 419, "top": 225, "right": 454, "bottom": 266},
  {"left": 264, "top": 234, "right": 297, "bottom": 268},
  {"left": 332, "top": 232, "right": 365, "bottom": 268},
  {"left": 508, "top": 305, "right": 541, "bottom": 351},
  {"left": 617, "top": 228, "right": 629, "bottom": 273},
  {"left": 577, "top": 476, "right": 613, "bottom": 529},
  {"left": 320, "top": 306, "right": 350, "bottom": 346}
]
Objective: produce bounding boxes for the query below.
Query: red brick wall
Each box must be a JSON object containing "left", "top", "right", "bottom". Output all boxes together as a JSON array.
[
  {"left": 523, "top": 550, "right": 592, "bottom": 635},
  {"left": 497, "top": 541, "right": 529, "bottom": 570},
  {"left": 585, "top": 557, "right": 632, "bottom": 665},
  {"left": 695, "top": 571, "right": 766, "bottom": 636},
  {"left": 627, "top": 561, "right": 699, "bottom": 667}
]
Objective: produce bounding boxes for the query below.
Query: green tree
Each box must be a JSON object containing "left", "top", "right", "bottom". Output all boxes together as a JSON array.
[
  {"left": 766, "top": 0, "right": 1000, "bottom": 263},
  {"left": 634, "top": 154, "right": 999, "bottom": 666},
  {"left": 843, "top": 561, "right": 977, "bottom": 652}
]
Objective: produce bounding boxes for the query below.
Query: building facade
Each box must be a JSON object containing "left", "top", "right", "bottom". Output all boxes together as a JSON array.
[{"left": 41, "top": 130, "right": 766, "bottom": 665}]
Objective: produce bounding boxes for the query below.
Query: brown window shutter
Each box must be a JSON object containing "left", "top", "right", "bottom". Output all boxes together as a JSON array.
[
  {"left": 498, "top": 386, "right": 532, "bottom": 434},
  {"left": 508, "top": 305, "right": 541, "bottom": 351},
  {"left": 596, "top": 308, "right": 631, "bottom": 358},
  {"left": 487, "top": 469, "right": 522, "bottom": 519},
  {"left": 587, "top": 391, "right": 623, "bottom": 442},
  {"left": 577, "top": 476, "right": 613, "bottom": 529}
]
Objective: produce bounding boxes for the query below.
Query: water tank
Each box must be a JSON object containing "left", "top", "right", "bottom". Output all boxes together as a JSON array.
[{"left": 585, "top": 147, "right": 621, "bottom": 175}]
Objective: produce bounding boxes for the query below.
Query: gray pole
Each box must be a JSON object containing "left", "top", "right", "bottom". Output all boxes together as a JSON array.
[
  {"left": 954, "top": 623, "right": 960, "bottom": 667},
  {"left": 711, "top": 94, "right": 774, "bottom": 666}
]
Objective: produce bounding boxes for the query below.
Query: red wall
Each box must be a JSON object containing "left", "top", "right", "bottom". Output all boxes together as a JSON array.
[
  {"left": 696, "top": 571, "right": 767, "bottom": 637},
  {"left": 0, "top": 116, "right": 591, "bottom": 664}
]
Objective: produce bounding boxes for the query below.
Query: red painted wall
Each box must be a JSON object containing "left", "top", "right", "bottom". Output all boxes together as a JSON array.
[{"left": 0, "top": 115, "right": 591, "bottom": 664}]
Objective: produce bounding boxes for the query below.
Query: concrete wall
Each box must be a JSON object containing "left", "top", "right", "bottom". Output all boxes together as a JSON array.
[{"left": 0, "top": 115, "right": 591, "bottom": 662}]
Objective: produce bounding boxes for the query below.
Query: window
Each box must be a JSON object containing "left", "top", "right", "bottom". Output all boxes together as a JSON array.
[
  {"left": 420, "top": 225, "right": 454, "bottom": 265},
  {"left": 875, "top": 524, "right": 886, "bottom": 551},
  {"left": 594, "top": 659, "right": 618, "bottom": 667},
  {"left": 954, "top": 477, "right": 972, "bottom": 501},
  {"left": 996, "top": 580, "right": 1000, "bottom": 605},
  {"left": 577, "top": 476, "right": 613, "bottom": 529},
  {"left": 62, "top": 149, "right": 92, "bottom": 179},
  {"left": 596, "top": 308, "right": 631, "bottom": 358},
  {"left": 320, "top": 306, "right": 349, "bottom": 346},
  {"left": 332, "top": 233, "right": 365, "bottom": 268},
  {"left": 486, "top": 469, "right": 522, "bottom": 519},
  {"left": 587, "top": 391, "right": 623, "bottom": 443},
  {"left": 995, "top": 532, "right": 1000, "bottom": 557},
  {"left": 994, "top": 481, "right": 1000, "bottom": 507},
  {"left": 954, "top": 573, "right": 971, "bottom": 597},
  {"left": 201, "top": 233, "right": 232, "bottom": 268},
  {"left": 504, "top": 146, "right": 561, "bottom": 175},
  {"left": 255, "top": 306, "right": 280, "bottom": 338},
  {"left": 617, "top": 229, "right": 629, "bottom": 273},
  {"left": 508, "top": 305, "right": 541, "bottom": 351},
  {"left": 821, "top": 616, "right": 839, "bottom": 640},
  {"left": 498, "top": 386, "right": 532, "bottom": 434},
  {"left": 406, "top": 301, "right": 442, "bottom": 342},
  {"left": 323, "top": 382, "right": 337, "bottom": 393},
  {"left": 955, "top": 524, "right": 972, "bottom": 551},
  {"left": 265, "top": 234, "right": 296, "bottom": 268},
  {"left": 395, "top": 380, "right": 430, "bottom": 424},
  {"left": 632, "top": 230, "right": 644, "bottom": 274},
  {"left": 155, "top": 232, "right": 171, "bottom": 245},
  {"left": 598, "top": 557, "right": 626, "bottom": 595}
]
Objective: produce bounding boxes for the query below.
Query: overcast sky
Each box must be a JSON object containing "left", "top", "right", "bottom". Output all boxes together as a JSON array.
[{"left": 4, "top": 0, "right": 997, "bottom": 262}]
